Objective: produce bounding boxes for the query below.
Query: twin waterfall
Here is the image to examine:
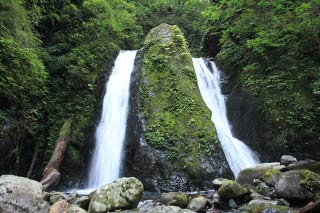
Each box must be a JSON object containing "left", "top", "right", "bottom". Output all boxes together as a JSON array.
[
  {"left": 86, "top": 51, "right": 259, "bottom": 190},
  {"left": 87, "top": 50, "right": 137, "bottom": 189},
  {"left": 192, "top": 58, "right": 260, "bottom": 176}
]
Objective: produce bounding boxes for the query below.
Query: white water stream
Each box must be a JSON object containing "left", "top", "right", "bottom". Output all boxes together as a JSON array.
[
  {"left": 193, "top": 58, "right": 260, "bottom": 176},
  {"left": 86, "top": 50, "right": 137, "bottom": 190}
]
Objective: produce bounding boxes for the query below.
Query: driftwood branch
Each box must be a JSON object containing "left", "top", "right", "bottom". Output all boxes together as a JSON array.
[
  {"left": 41, "top": 118, "right": 72, "bottom": 190},
  {"left": 299, "top": 200, "right": 320, "bottom": 213}
]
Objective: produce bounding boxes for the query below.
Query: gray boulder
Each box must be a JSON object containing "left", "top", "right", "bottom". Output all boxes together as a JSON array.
[
  {"left": 88, "top": 177, "right": 143, "bottom": 213},
  {"left": 287, "top": 159, "right": 320, "bottom": 173},
  {"left": 280, "top": 155, "right": 297, "bottom": 166},
  {"left": 275, "top": 170, "right": 319, "bottom": 201},
  {"left": 160, "top": 192, "right": 188, "bottom": 208},
  {"left": 72, "top": 196, "right": 90, "bottom": 209},
  {"left": 236, "top": 162, "right": 280, "bottom": 185},
  {"left": 187, "top": 196, "right": 210, "bottom": 212},
  {"left": 248, "top": 199, "right": 282, "bottom": 206},
  {"left": 139, "top": 205, "right": 195, "bottom": 213},
  {"left": 0, "top": 175, "right": 50, "bottom": 213}
]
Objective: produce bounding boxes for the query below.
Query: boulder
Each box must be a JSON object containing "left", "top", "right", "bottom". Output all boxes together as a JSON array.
[
  {"left": 50, "top": 200, "right": 68, "bottom": 213},
  {"left": 287, "top": 159, "right": 320, "bottom": 174},
  {"left": 218, "top": 180, "right": 248, "bottom": 199},
  {"left": 160, "top": 192, "right": 189, "bottom": 208},
  {"left": 228, "top": 199, "right": 238, "bottom": 209},
  {"left": 242, "top": 201, "right": 293, "bottom": 212},
  {"left": 0, "top": 175, "right": 50, "bottom": 213},
  {"left": 262, "top": 169, "right": 281, "bottom": 187},
  {"left": 187, "top": 196, "right": 210, "bottom": 212},
  {"left": 139, "top": 205, "right": 196, "bottom": 213},
  {"left": 275, "top": 170, "right": 320, "bottom": 202},
  {"left": 88, "top": 177, "right": 143, "bottom": 213},
  {"left": 280, "top": 155, "right": 297, "bottom": 166},
  {"left": 68, "top": 204, "right": 87, "bottom": 213},
  {"left": 212, "top": 178, "right": 229, "bottom": 190},
  {"left": 256, "top": 182, "right": 274, "bottom": 197},
  {"left": 248, "top": 199, "right": 282, "bottom": 206},
  {"left": 48, "top": 191, "right": 68, "bottom": 204},
  {"left": 236, "top": 162, "right": 280, "bottom": 185},
  {"left": 212, "top": 192, "right": 229, "bottom": 210},
  {"left": 72, "top": 196, "right": 90, "bottom": 209},
  {"left": 249, "top": 192, "right": 271, "bottom": 200}
]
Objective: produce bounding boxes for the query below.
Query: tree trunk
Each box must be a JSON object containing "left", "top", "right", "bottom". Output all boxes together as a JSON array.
[
  {"left": 41, "top": 118, "right": 72, "bottom": 190},
  {"left": 299, "top": 200, "right": 320, "bottom": 213}
]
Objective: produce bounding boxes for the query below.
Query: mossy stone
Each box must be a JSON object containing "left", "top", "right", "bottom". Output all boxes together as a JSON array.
[
  {"left": 212, "top": 178, "right": 230, "bottom": 190},
  {"left": 262, "top": 169, "right": 281, "bottom": 187},
  {"left": 236, "top": 162, "right": 280, "bottom": 185},
  {"left": 160, "top": 192, "right": 189, "bottom": 208},
  {"left": 300, "top": 170, "right": 320, "bottom": 199},
  {"left": 241, "top": 202, "right": 293, "bottom": 213},
  {"left": 218, "top": 180, "right": 248, "bottom": 199}
]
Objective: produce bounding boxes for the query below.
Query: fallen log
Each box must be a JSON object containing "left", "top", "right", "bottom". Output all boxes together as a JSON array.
[
  {"left": 299, "top": 200, "right": 320, "bottom": 213},
  {"left": 41, "top": 118, "right": 72, "bottom": 190}
]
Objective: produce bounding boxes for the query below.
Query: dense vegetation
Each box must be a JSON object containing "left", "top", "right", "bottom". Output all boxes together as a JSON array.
[{"left": 0, "top": 0, "right": 319, "bottom": 180}]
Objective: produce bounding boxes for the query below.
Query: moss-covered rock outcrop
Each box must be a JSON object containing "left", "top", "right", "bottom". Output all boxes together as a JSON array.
[{"left": 124, "top": 23, "right": 231, "bottom": 191}]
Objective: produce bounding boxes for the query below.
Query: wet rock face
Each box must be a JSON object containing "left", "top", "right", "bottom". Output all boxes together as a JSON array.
[
  {"left": 88, "top": 177, "right": 144, "bottom": 213},
  {"left": 124, "top": 23, "right": 231, "bottom": 192},
  {"left": 0, "top": 175, "right": 50, "bottom": 213}
]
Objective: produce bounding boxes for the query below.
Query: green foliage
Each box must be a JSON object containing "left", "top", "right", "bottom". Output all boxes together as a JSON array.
[
  {"left": 0, "top": 0, "right": 47, "bottom": 174},
  {"left": 37, "top": 0, "right": 143, "bottom": 161},
  {"left": 134, "top": 0, "right": 212, "bottom": 55},
  {"left": 0, "top": 0, "right": 142, "bottom": 174},
  {"left": 0, "top": 0, "right": 40, "bottom": 47},
  {"left": 300, "top": 170, "right": 320, "bottom": 197},
  {"left": 203, "top": 0, "right": 320, "bottom": 155}
]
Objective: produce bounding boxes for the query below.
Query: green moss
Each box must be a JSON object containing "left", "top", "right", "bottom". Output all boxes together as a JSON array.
[
  {"left": 139, "top": 24, "right": 221, "bottom": 168},
  {"left": 59, "top": 118, "right": 72, "bottom": 138},
  {"left": 262, "top": 169, "right": 281, "bottom": 186},
  {"left": 300, "top": 170, "right": 320, "bottom": 198}
]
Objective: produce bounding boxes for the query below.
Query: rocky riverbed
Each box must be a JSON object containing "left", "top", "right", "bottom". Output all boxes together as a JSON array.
[{"left": 1, "top": 155, "right": 320, "bottom": 212}]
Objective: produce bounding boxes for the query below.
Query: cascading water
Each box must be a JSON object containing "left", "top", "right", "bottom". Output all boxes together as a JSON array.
[
  {"left": 87, "top": 50, "right": 137, "bottom": 189},
  {"left": 192, "top": 58, "right": 260, "bottom": 176}
]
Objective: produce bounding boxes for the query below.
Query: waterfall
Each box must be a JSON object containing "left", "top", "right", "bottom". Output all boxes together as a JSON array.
[
  {"left": 87, "top": 50, "right": 137, "bottom": 189},
  {"left": 192, "top": 58, "right": 260, "bottom": 176}
]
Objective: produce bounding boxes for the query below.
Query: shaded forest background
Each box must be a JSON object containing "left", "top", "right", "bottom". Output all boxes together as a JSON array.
[{"left": 0, "top": 0, "right": 319, "bottom": 183}]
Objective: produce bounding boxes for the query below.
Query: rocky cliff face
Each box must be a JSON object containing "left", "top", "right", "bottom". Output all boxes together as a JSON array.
[{"left": 124, "top": 24, "right": 232, "bottom": 192}]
